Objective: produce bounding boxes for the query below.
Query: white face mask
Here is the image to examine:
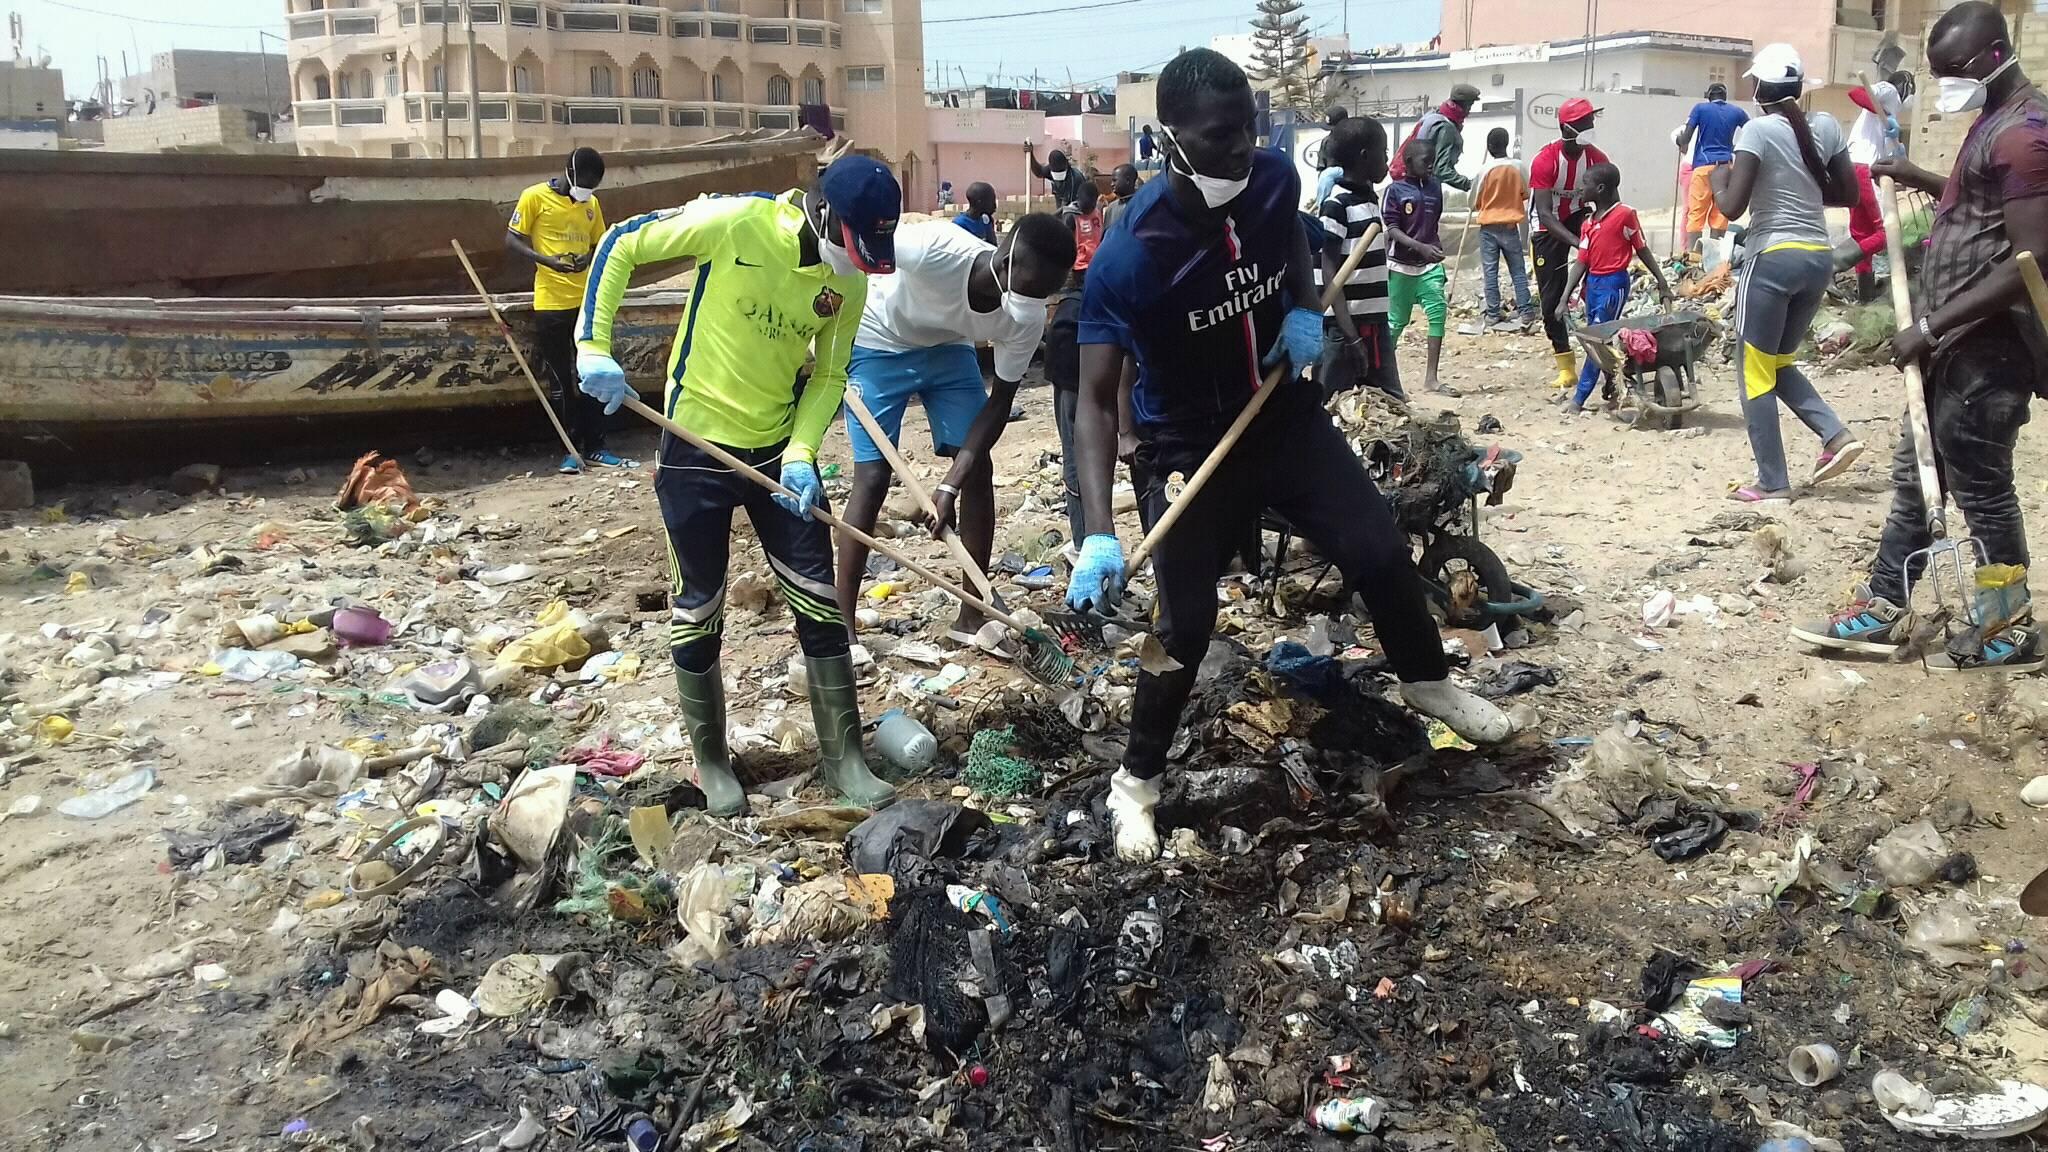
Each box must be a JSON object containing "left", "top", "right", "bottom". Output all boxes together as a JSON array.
[
  {"left": 809, "top": 207, "right": 860, "bottom": 277},
  {"left": 996, "top": 247, "right": 1045, "bottom": 326},
  {"left": 1161, "top": 126, "right": 1249, "bottom": 209},
  {"left": 1936, "top": 54, "right": 2017, "bottom": 114},
  {"left": 1563, "top": 125, "right": 1596, "bottom": 146},
  {"left": 568, "top": 183, "right": 594, "bottom": 203}
]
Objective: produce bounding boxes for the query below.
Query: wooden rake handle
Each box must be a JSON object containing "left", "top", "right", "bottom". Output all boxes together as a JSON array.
[
  {"left": 1878, "top": 176, "right": 1945, "bottom": 541},
  {"left": 1125, "top": 222, "right": 1381, "bottom": 573},
  {"left": 617, "top": 396, "right": 1029, "bottom": 635},
  {"left": 451, "top": 239, "right": 583, "bottom": 469},
  {"left": 841, "top": 389, "right": 1004, "bottom": 608}
]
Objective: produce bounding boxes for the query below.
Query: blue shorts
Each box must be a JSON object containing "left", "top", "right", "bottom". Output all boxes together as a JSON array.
[{"left": 843, "top": 344, "right": 988, "bottom": 464}]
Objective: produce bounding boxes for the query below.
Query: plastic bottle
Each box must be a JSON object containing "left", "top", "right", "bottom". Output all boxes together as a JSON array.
[
  {"left": 623, "top": 1112, "right": 659, "bottom": 1152},
  {"left": 874, "top": 708, "right": 937, "bottom": 772}
]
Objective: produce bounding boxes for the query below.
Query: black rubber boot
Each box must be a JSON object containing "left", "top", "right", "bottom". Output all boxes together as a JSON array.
[
  {"left": 805, "top": 654, "right": 897, "bottom": 808},
  {"left": 1857, "top": 270, "right": 1880, "bottom": 304},
  {"left": 674, "top": 664, "right": 746, "bottom": 817}
]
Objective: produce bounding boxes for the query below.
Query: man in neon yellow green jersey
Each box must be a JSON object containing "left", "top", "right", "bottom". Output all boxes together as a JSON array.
[{"left": 574, "top": 155, "right": 903, "bottom": 816}]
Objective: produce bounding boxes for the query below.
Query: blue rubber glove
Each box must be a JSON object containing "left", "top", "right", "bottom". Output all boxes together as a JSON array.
[
  {"left": 575, "top": 350, "right": 629, "bottom": 415},
  {"left": 1065, "top": 533, "right": 1126, "bottom": 613},
  {"left": 1260, "top": 306, "right": 1324, "bottom": 377},
  {"left": 773, "top": 459, "right": 823, "bottom": 520}
]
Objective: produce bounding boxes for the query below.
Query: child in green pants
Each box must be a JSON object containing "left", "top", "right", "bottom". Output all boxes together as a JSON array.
[{"left": 1384, "top": 136, "right": 1452, "bottom": 395}]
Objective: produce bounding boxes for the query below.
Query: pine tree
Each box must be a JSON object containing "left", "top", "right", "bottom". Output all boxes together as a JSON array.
[{"left": 1247, "top": 0, "right": 1317, "bottom": 110}]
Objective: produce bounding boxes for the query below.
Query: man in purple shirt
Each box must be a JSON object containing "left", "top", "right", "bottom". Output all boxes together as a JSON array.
[{"left": 1793, "top": 0, "right": 2048, "bottom": 671}]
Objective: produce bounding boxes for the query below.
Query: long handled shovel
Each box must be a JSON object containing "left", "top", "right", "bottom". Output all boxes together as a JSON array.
[
  {"left": 450, "top": 240, "right": 585, "bottom": 471},
  {"left": 1879, "top": 177, "right": 1983, "bottom": 642},
  {"left": 616, "top": 396, "right": 1076, "bottom": 687}
]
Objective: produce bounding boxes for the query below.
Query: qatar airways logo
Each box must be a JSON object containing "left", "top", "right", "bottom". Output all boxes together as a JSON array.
[{"left": 1188, "top": 261, "right": 1287, "bottom": 331}]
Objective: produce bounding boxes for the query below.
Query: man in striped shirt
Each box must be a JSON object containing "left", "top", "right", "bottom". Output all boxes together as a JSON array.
[{"left": 1314, "top": 115, "right": 1401, "bottom": 401}]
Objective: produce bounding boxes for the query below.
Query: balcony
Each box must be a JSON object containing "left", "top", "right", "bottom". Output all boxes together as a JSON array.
[
  {"left": 297, "top": 92, "right": 836, "bottom": 135},
  {"left": 292, "top": 97, "right": 392, "bottom": 127}
]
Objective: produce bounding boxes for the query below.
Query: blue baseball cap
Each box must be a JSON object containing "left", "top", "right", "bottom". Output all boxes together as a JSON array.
[{"left": 818, "top": 154, "right": 900, "bottom": 274}]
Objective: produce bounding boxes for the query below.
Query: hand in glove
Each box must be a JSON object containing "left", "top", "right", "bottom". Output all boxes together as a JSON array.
[
  {"left": 575, "top": 350, "right": 630, "bottom": 415},
  {"left": 1065, "top": 532, "right": 1126, "bottom": 613},
  {"left": 1259, "top": 306, "right": 1325, "bottom": 377},
  {"left": 773, "top": 459, "right": 823, "bottom": 520}
]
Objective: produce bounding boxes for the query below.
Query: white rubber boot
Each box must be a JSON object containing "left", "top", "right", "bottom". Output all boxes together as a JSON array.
[
  {"left": 1401, "top": 677, "right": 1513, "bottom": 744},
  {"left": 1106, "top": 768, "right": 1163, "bottom": 863}
]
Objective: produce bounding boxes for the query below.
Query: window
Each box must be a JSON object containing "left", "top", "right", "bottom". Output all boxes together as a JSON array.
[
  {"left": 477, "top": 100, "right": 508, "bottom": 120},
  {"left": 766, "top": 75, "right": 791, "bottom": 105},
  {"left": 796, "top": 26, "right": 823, "bottom": 46},
  {"left": 709, "top": 20, "right": 741, "bottom": 39},
  {"left": 754, "top": 110, "right": 793, "bottom": 129},
  {"left": 590, "top": 66, "right": 615, "bottom": 96},
  {"left": 359, "top": 69, "right": 373, "bottom": 96},
  {"left": 470, "top": 3, "right": 499, "bottom": 23},
  {"left": 843, "top": 0, "right": 881, "bottom": 11},
  {"left": 332, "top": 14, "right": 376, "bottom": 34},
  {"left": 568, "top": 104, "right": 623, "bottom": 124},
  {"left": 751, "top": 24, "right": 790, "bottom": 43},
  {"left": 513, "top": 64, "right": 535, "bottom": 93},
  {"left": 391, "top": 142, "right": 411, "bottom": 157},
  {"left": 628, "top": 11, "right": 660, "bottom": 33},
  {"left": 671, "top": 107, "right": 706, "bottom": 126},
  {"left": 711, "top": 73, "right": 735, "bottom": 102},
  {"left": 714, "top": 106, "right": 743, "bottom": 128},
  {"left": 335, "top": 71, "right": 352, "bottom": 98},
  {"left": 632, "top": 67, "right": 661, "bottom": 98},
  {"left": 384, "top": 68, "right": 400, "bottom": 96},
  {"left": 845, "top": 65, "right": 883, "bottom": 93},
  {"left": 398, "top": 4, "right": 416, "bottom": 25},
  {"left": 339, "top": 102, "right": 384, "bottom": 124},
  {"left": 561, "top": 10, "right": 621, "bottom": 31},
  {"left": 800, "top": 74, "right": 823, "bottom": 104},
  {"left": 312, "top": 73, "right": 332, "bottom": 100},
  {"left": 630, "top": 105, "right": 661, "bottom": 124},
  {"left": 1707, "top": 64, "right": 1727, "bottom": 89},
  {"left": 516, "top": 99, "right": 545, "bottom": 122},
  {"left": 830, "top": 28, "right": 841, "bottom": 47},
  {"left": 673, "top": 19, "right": 701, "bottom": 36},
  {"left": 510, "top": 4, "right": 539, "bottom": 27}
]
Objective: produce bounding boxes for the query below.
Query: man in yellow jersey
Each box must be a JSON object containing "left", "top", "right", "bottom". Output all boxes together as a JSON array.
[
  {"left": 506, "top": 147, "right": 622, "bottom": 473},
  {"left": 574, "top": 155, "right": 901, "bottom": 816}
]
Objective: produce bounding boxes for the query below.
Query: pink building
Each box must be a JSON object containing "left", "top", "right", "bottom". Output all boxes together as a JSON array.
[{"left": 926, "top": 104, "right": 1128, "bottom": 207}]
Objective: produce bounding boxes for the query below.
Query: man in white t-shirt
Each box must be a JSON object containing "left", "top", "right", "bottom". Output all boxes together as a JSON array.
[{"left": 835, "top": 214, "right": 1076, "bottom": 647}]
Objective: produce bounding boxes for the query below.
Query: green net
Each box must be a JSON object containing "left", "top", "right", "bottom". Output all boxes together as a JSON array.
[{"left": 962, "top": 725, "right": 1036, "bottom": 798}]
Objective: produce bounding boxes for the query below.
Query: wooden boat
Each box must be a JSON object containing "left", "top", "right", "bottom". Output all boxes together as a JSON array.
[
  {"left": 0, "top": 290, "right": 686, "bottom": 461},
  {"left": 0, "top": 130, "right": 819, "bottom": 299}
]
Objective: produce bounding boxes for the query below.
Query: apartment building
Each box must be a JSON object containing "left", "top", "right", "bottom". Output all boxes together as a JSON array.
[{"left": 284, "top": 0, "right": 929, "bottom": 186}]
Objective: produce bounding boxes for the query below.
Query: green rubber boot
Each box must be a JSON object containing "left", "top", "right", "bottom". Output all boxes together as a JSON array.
[
  {"left": 674, "top": 664, "right": 746, "bottom": 817},
  {"left": 805, "top": 654, "right": 897, "bottom": 809}
]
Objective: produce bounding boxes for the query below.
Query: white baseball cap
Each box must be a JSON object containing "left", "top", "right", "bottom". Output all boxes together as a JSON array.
[{"left": 1744, "top": 43, "right": 1805, "bottom": 84}]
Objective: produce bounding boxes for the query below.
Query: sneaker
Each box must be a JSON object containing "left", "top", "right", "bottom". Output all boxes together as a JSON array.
[
  {"left": 559, "top": 453, "right": 583, "bottom": 474},
  {"left": 1811, "top": 439, "right": 1865, "bottom": 484},
  {"left": 1489, "top": 318, "right": 1523, "bottom": 333},
  {"left": 1790, "top": 588, "right": 1910, "bottom": 656},
  {"left": 1927, "top": 622, "right": 2047, "bottom": 673},
  {"left": 586, "top": 450, "right": 634, "bottom": 468}
]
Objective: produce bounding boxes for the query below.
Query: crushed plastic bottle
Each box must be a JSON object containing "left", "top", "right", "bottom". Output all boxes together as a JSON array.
[
  {"left": 1874, "top": 821, "right": 1948, "bottom": 887},
  {"left": 58, "top": 765, "right": 156, "bottom": 819},
  {"left": 875, "top": 709, "right": 937, "bottom": 773},
  {"left": 1312, "top": 1096, "right": 1387, "bottom": 1134}
]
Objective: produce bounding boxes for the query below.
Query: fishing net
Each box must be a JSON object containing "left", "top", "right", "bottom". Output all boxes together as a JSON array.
[{"left": 962, "top": 726, "right": 1035, "bottom": 798}]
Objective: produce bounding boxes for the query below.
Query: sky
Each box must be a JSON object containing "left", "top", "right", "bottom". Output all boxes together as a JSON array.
[{"left": 19, "top": 0, "right": 1440, "bottom": 100}]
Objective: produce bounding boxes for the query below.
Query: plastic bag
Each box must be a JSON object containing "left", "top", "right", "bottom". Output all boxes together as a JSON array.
[
  {"left": 1905, "top": 897, "right": 1981, "bottom": 967},
  {"left": 1873, "top": 820, "right": 1947, "bottom": 887},
  {"left": 57, "top": 765, "right": 155, "bottom": 819}
]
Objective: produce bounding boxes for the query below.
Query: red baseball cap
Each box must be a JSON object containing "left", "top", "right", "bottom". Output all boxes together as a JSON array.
[{"left": 1557, "top": 97, "right": 1601, "bottom": 126}]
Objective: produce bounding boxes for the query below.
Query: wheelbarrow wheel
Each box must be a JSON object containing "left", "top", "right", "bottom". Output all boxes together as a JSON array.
[
  {"left": 1419, "top": 535, "right": 1517, "bottom": 629},
  {"left": 1632, "top": 366, "right": 1685, "bottom": 431}
]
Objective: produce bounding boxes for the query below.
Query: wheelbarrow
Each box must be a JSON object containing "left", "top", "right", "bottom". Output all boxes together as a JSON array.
[{"left": 1570, "top": 310, "right": 1719, "bottom": 431}]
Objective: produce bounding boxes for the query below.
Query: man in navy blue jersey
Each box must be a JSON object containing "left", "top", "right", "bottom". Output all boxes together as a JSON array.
[{"left": 1064, "top": 49, "right": 1511, "bottom": 863}]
